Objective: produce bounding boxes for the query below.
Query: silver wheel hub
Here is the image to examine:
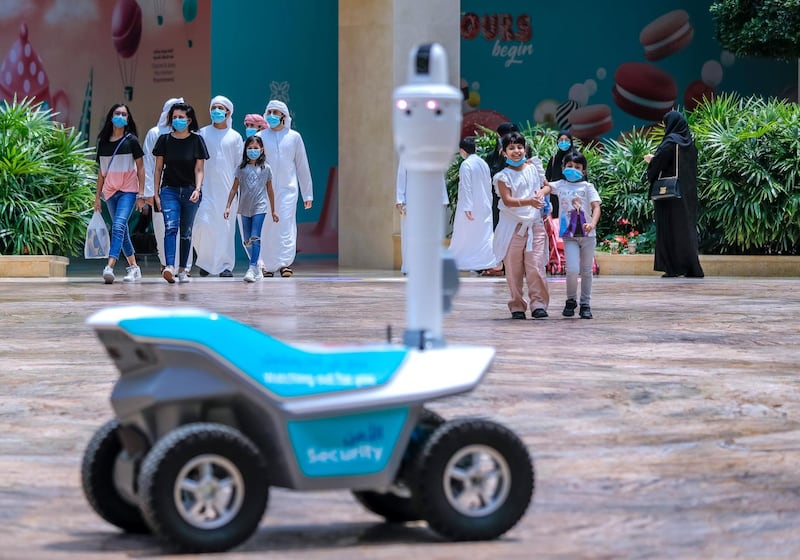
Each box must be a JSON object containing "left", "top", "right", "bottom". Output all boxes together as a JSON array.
[
  {"left": 174, "top": 454, "right": 245, "bottom": 529},
  {"left": 443, "top": 444, "right": 510, "bottom": 517}
]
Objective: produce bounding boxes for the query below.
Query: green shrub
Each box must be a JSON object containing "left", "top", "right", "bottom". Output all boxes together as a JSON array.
[
  {"left": 689, "top": 93, "right": 800, "bottom": 254},
  {"left": 0, "top": 97, "right": 96, "bottom": 256},
  {"left": 446, "top": 98, "right": 800, "bottom": 255},
  {"left": 710, "top": 0, "right": 800, "bottom": 61},
  {"left": 588, "top": 127, "right": 660, "bottom": 242}
]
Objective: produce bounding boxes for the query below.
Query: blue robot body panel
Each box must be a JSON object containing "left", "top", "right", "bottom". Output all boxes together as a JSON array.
[{"left": 94, "top": 307, "right": 408, "bottom": 398}]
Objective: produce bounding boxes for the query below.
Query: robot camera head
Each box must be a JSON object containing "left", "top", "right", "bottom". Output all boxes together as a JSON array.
[
  {"left": 409, "top": 43, "right": 448, "bottom": 85},
  {"left": 393, "top": 43, "right": 462, "bottom": 171}
]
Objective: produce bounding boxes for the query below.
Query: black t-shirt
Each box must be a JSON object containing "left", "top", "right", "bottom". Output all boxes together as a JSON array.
[{"left": 152, "top": 132, "right": 210, "bottom": 187}]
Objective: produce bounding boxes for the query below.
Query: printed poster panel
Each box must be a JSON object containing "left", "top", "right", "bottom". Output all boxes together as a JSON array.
[
  {"left": 0, "top": 0, "right": 210, "bottom": 145},
  {"left": 459, "top": 1, "right": 795, "bottom": 142}
]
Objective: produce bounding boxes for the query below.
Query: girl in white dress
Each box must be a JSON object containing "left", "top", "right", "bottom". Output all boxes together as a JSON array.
[{"left": 492, "top": 132, "right": 550, "bottom": 319}]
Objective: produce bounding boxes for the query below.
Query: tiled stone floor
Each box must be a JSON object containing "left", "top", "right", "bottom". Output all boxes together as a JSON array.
[{"left": 1, "top": 268, "right": 799, "bottom": 559}]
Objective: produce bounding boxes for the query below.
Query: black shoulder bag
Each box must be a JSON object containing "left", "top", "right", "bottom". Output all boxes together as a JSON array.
[{"left": 650, "top": 144, "right": 682, "bottom": 200}]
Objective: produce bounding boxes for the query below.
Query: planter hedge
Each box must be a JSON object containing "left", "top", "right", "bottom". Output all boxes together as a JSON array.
[{"left": 0, "top": 97, "right": 96, "bottom": 256}]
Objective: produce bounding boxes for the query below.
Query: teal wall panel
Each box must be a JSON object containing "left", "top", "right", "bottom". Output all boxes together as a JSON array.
[{"left": 210, "top": 0, "right": 339, "bottom": 226}]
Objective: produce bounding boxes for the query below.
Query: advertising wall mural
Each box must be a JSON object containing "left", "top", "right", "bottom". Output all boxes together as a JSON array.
[
  {"left": 0, "top": 0, "right": 210, "bottom": 143},
  {"left": 460, "top": 0, "right": 796, "bottom": 141}
]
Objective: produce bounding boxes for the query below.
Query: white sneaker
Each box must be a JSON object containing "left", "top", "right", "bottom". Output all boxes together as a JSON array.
[
  {"left": 162, "top": 265, "right": 175, "bottom": 283},
  {"left": 102, "top": 266, "right": 115, "bottom": 284},
  {"left": 254, "top": 266, "right": 263, "bottom": 280},
  {"left": 123, "top": 265, "right": 141, "bottom": 283},
  {"left": 243, "top": 267, "right": 256, "bottom": 283},
  {"left": 177, "top": 271, "right": 191, "bottom": 283}
]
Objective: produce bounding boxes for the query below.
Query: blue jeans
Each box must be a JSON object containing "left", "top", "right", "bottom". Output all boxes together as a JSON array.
[
  {"left": 160, "top": 186, "right": 201, "bottom": 268},
  {"left": 104, "top": 190, "right": 136, "bottom": 260},
  {"left": 240, "top": 213, "right": 266, "bottom": 266}
]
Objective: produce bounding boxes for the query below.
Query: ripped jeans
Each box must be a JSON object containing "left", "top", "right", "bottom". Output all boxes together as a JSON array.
[
  {"left": 160, "top": 186, "right": 201, "bottom": 269},
  {"left": 240, "top": 213, "right": 266, "bottom": 267}
]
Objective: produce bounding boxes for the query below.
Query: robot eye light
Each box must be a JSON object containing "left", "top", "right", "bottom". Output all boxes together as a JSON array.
[
  {"left": 396, "top": 99, "right": 409, "bottom": 110},
  {"left": 425, "top": 100, "right": 438, "bottom": 110}
]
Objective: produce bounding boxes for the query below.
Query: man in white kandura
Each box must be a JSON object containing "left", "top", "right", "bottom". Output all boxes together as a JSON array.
[
  {"left": 395, "top": 155, "right": 449, "bottom": 275},
  {"left": 448, "top": 136, "right": 498, "bottom": 273},
  {"left": 143, "top": 96, "right": 185, "bottom": 271},
  {"left": 195, "top": 95, "right": 243, "bottom": 277},
  {"left": 257, "top": 100, "right": 313, "bottom": 277}
]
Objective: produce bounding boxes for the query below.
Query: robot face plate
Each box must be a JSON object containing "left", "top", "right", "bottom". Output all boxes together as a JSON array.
[
  {"left": 393, "top": 43, "right": 462, "bottom": 172},
  {"left": 393, "top": 85, "right": 461, "bottom": 172}
]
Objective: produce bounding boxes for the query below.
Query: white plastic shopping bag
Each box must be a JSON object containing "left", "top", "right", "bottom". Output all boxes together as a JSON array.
[{"left": 84, "top": 211, "right": 110, "bottom": 259}]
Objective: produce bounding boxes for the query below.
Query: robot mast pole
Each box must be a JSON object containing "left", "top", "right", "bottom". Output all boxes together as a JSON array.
[
  {"left": 404, "top": 169, "right": 444, "bottom": 345},
  {"left": 393, "top": 43, "right": 462, "bottom": 350}
]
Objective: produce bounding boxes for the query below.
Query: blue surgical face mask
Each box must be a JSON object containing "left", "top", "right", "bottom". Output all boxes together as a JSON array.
[
  {"left": 210, "top": 108, "right": 227, "bottom": 124},
  {"left": 563, "top": 167, "right": 584, "bottom": 182},
  {"left": 506, "top": 157, "right": 524, "bottom": 167},
  {"left": 245, "top": 127, "right": 258, "bottom": 137},
  {"left": 172, "top": 118, "right": 188, "bottom": 132},
  {"left": 557, "top": 140, "right": 571, "bottom": 151},
  {"left": 266, "top": 114, "right": 282, "bottom": 128},
  {"left": 246, "top": 148, "right": 261, "bottom": 161},
  {"left": 111, "top": 115, "right": 127, "bottom": 128}
]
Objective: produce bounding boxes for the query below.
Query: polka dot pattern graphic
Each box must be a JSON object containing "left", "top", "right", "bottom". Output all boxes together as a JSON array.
[{"left": 0, "top": 23, "right": 50, "bottom": 100}]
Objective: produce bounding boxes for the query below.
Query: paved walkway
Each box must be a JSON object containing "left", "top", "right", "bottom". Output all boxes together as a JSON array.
[{"left": 1, "top": 268, "right": 799, "bottom": 559}]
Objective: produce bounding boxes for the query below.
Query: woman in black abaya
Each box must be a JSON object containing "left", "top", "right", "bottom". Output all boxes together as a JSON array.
[{"left": 644, "top": 111, "right": 704, "bottom": 278}]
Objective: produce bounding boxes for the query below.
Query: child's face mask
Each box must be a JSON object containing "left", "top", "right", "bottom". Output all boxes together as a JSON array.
[{"left": 563, "top": 167, "right": 583, "bottom": 182}]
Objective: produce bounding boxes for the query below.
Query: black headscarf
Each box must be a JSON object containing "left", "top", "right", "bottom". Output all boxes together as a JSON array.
[
  {"left": 553, "top": 130, "right": 573, "bottom": 163},
  {"left": 662, "top": 110, "right": 693, "bottom": 147},
  {"left": 545, "top": 130, "right": 573, "bottom": 182}
]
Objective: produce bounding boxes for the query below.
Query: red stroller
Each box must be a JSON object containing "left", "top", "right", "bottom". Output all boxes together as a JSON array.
[
  {"left": 545, "top": 216, "right": 565, "bottom": 275},
  {"left": 545, "top": 216, "right": 599, "bottom": 276}
]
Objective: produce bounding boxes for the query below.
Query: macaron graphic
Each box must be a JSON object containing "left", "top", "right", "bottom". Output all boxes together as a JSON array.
[
  {"left": 684, "top": 79, "right": 715, "bottom": 111},
  {"left": 640, "top": 9, "right": 694, "bottom": 61},
  {"left": 460, "top": 108, "right": 511, "bottom": 139},
  {"left": 567, "top": 104, "right": 612, "bottom": 139},
  {"left": 613, "top": 62, "right": 677, "bottom": 122}
]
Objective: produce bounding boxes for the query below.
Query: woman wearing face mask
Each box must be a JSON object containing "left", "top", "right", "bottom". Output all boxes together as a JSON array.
[
  {"left": 152, "top": 102, "right": 210, "bottom": 283},
  {"left": 143, "top": 97, "right": 185, "bottom": 272},
  {"left": 544, "top": 131, "right": 574, "bottom": 217},
  {"left": 94, "top": 103, "right": 146, "bottom": 284},
  {"left": 547, "top": 149, "right": 601, "bottom": 319}
]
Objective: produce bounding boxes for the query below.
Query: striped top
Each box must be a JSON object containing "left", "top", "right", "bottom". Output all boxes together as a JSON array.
[{"left": 96, "top": 134, "right": 144, "bottom": 201}]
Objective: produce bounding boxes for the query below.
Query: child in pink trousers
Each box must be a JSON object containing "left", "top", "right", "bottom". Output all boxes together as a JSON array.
[{"left": 492, "top": 132, "right": 550, "bottom": 320}]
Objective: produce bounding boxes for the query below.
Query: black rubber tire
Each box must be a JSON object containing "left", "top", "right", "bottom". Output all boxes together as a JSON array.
[
  {"left": 137, "top": 423, "right": 269, "bottom": 553},
  {"left": 411, "top": 418, "right": 534, "bottom": 541},
  {"left": 81, "top": 419, "right": 149, "bottom": 534},
  {"left": 352, "top": 408, "right": 444, "bottom": 522}
]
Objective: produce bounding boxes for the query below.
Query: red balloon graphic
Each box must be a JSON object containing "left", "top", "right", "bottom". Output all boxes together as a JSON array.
[
  {"left": 111, "top": 0, "right": 142, "bottom": 58},
  {"left": 460, "top": 109, "right": 512, "bottom": 140}
]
